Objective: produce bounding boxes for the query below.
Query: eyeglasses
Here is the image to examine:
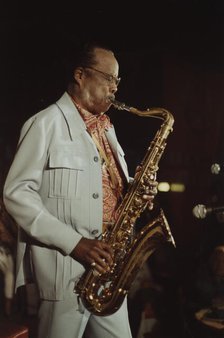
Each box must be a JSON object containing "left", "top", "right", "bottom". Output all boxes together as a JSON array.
[{"left": 85, "top": 67, "right": 121, "bottom": 86}]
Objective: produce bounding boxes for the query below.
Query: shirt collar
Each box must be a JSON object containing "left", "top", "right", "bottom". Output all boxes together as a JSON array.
[{"left": 70, "top": 96, "right": 112, "bottom": 133}]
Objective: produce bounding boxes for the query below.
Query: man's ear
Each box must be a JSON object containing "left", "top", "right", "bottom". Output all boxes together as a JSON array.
[{"left": 73, "top": 67, "right": 83, "bottom": 82}]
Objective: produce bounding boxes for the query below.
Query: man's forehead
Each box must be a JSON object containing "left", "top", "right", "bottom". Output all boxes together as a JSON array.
[{"left": 94, "top": 49, "right": 118, "bottom": 68}]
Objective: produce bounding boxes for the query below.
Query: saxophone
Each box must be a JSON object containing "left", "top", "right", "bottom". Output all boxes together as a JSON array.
[{"left": 75, "top": 98, "right": 175, "bottom": 316}]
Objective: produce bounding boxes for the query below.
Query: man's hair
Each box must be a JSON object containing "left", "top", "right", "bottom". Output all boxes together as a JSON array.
[
  {"left": 64, "top": 40, "right": 115, "bottom": 84},
  {"left": 73, "top": 41, "right": 114, "bottom": 69}
]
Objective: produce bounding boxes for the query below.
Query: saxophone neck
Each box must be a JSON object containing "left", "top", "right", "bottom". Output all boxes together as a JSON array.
[
  {"left": 109, "top": 97, "right": 131, "bottom": 112},
  {"left": 109, "top": 97, "right": 174, "bottom": 128}
]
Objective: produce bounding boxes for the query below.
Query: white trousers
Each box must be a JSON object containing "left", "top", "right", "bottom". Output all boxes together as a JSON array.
[{"left": 37, "top": 293, "right": 132, "bottom": 338}]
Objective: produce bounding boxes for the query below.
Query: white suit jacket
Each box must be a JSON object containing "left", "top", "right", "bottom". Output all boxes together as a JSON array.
[{"left": 3, "top": 92, "right": 129, "bottom": 300}]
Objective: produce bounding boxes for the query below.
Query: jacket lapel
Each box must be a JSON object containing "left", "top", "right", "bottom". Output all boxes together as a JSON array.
[
  {"left": 56, "top": 92, "right": 87, "bottom": 140},
  {"left": 105, "top": 128, "right": 129, "bottom": 182},
  {"left": 56, "top": 92, "right": 129, "bottom": 182}
]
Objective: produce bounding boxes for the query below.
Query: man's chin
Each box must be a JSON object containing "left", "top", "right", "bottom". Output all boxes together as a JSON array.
[{"left": 101, "top": 102, "right": 111, "bottom": 113}]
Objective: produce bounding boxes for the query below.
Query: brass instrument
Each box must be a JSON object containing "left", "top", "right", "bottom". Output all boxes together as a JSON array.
[{"left": 75, "top": 98, "right": 175, "bottom": 316}]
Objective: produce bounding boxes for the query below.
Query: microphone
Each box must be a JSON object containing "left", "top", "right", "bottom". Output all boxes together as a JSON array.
[
  {"left": 211, "top": 163, "right": 222, "bottom": 175},
  {"left": 192, "top": 204, "right": 224, "bottom": 219}
]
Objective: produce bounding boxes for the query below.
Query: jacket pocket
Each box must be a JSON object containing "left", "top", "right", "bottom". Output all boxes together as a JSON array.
[{"left": 48, "top": 151, "right": 85, "bottom": 199}]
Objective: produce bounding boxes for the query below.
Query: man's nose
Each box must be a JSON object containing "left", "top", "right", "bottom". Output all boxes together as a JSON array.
[{"left": 110, "top": 83, "right": 118, "bottom": 93}]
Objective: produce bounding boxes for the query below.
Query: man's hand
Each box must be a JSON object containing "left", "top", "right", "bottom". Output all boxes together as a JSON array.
[
  {"left": 143, "top": 179, "right": 158, "bottom": 210},
  {"left": 70, "top": 238, "right": 114, "bottom": 274},
  {"left": 134, "top": 166, "right": 158, "bottom": 210}
]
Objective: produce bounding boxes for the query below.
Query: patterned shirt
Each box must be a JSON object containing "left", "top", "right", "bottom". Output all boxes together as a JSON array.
[{"left": 71, "top": 98, "right": 125, "bottom": 227}]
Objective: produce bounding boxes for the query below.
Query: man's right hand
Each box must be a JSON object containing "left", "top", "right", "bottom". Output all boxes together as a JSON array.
[{"left": 70, "top": 237, "right": 114, "bottom": 274}]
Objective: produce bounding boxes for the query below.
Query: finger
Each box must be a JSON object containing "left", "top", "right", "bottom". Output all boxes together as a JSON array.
[
  {"left": 135, "top": 165, "right": 142, "bottom": 173},
  {"left": 94, "top": 241, "right": 114, "bottom": 259},
  {"left": 142, "top": 195, "right": 154, "bottom": 210},
  {"left": 100, "top": 242, "right": 114, "bottom": 257},
  {"left": 150, "top": 186, "right": 158, "bottom": 195},
  {"left": 149, "top": 180, "right": 158, "bottom": 189},
  {"left": 148, "top": 179, "right": 158, "bottom": 185},
  {"left": 142, "top": 195, "right": 154, "bottom": 201},
  {"left": 90, "top": 261, "right": 96, "bottom": 268},
  {"left": 148, "top": 202, "right": 154, "bottom": 210},
  {"left": 90, "top": 257, "right": 110, "bottom": 274},
  {"left": 144, "top": 181, "right": 158, "bottom": 193},
  {"left": 95, "top": 258, "right": 110, "bottom": 273},
  {"left": 144, "top": 186, "right": 157, "bottom": 196},
  {"left": 94, "top": 246, "right": 113, "bottom": 267},
  {"left": 92, "top": 261, "right": 109, "bottom": 274}
]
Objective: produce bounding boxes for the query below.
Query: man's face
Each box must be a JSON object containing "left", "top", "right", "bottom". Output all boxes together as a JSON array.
[{"left": 79, "top": 48, "right": 120, "bottom": 114}]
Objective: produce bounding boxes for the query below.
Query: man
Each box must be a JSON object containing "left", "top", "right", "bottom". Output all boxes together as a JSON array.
[{"left": 3, "top": 42, "right": 157, "bottom": 338}]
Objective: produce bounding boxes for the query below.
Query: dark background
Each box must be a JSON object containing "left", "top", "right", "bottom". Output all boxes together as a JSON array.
[{"left": 1, "top": 0, "right": 224, "bottom": 281}]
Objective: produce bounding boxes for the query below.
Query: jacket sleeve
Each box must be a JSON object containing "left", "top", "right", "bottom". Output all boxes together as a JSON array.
[{"left": 3, "top": 114, "right": 82, "bottom": 256}]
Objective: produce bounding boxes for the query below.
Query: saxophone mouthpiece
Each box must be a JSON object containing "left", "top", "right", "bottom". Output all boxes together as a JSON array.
[{"left": 109, "top": 97, "right": 130, "bottom": 111}]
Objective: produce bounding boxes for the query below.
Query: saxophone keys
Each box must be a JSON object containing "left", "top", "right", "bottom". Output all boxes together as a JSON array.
[
  {"left": 134, "top": 196, "right": 143, "bottom": 206},
  {"left": 144, "top": 187, "right": 150, "bottom": 194},
  {"left": 149, "top": 173, "right": 155, "bottom": 180}
]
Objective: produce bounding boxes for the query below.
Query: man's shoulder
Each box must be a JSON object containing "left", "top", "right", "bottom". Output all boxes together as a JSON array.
[
  {"left": 19, "top": 94, "right": 67, "bottom": 139},
  {"left": 26, "top": 92, "right": 68, "bottom": 124}
]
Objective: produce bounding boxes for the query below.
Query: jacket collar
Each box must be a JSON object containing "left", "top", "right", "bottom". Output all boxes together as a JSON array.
[
  {"left": 56, "top": 92, "right": 87, "bottom": 140},
  {"left": 56, "top": 92, "right": 129, "bottom": 181}
]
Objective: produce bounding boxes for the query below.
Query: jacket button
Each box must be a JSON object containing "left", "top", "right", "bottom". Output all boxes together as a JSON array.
[
  {"left": 94, "top": 156, "right": 99, "bottom": 162},
  {"left": 91, "top": 229, "right": 99, "bottom": 236},
  {"left": 92, "top": 193, "right": 99, "bottom": 199}
]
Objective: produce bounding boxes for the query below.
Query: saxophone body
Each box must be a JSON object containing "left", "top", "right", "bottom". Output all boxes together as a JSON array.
[{"left": 75, "top": 99, "right": 175, "bottom": 316}]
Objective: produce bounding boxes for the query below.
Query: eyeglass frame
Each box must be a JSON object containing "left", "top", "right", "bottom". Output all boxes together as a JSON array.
[{"left": 84, "top": 67, "right": 121, "bottom": 86}]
